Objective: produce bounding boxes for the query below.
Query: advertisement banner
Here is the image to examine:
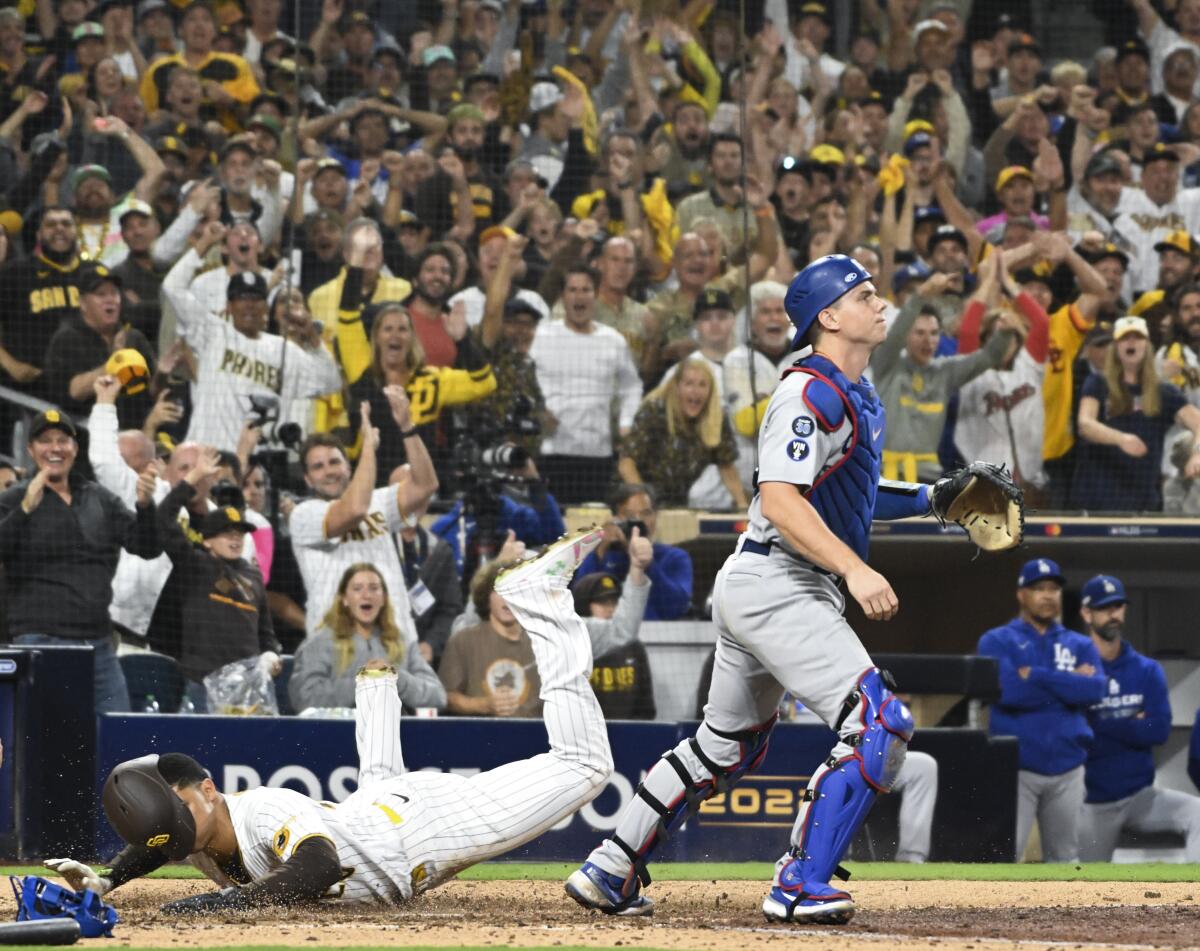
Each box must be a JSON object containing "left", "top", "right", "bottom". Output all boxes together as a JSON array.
[{"left": 95, "top": 715, "right": 1016, "bottom": 863}]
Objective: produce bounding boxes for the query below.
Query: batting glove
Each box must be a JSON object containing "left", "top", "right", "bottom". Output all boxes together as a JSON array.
[{"left": 44, "top": 858, "right": 111, "bottom": 896}]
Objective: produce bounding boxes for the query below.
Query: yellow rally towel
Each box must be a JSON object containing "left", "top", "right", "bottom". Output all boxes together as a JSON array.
[{"left": 878, "top": 154, "right": 909, "bottom": 198}]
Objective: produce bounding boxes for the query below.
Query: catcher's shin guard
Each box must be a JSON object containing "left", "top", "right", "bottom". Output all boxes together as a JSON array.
[
  {"left": 785, "top": 668, "right": 913, "bottom": 887},
  {"left": 596, "top": 715, "right": 777, "bottom": 889}
]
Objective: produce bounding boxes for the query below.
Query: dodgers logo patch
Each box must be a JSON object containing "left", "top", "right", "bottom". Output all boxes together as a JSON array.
[
  {"left": 791, "top": 415, "right": 815, "bottom": 437},
  {"left": 786, "top": 438, "right": 809, "bottom": 461}
]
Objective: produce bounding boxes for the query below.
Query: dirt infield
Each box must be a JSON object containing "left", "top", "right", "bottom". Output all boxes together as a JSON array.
[{"left": 6, "top": 878, "right": 1200, "bottom": 950}]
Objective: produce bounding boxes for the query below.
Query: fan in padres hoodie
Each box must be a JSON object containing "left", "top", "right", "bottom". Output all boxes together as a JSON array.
[
  {"left": 977, "top": 558, "right": 1106, "bottom": 862},
  {"left": 0, "top": 207, "right": 84, "bottom": 394}
]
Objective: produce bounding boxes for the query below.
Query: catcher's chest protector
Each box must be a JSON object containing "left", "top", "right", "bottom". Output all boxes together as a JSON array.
[{"left": 782, "top": 354, "right": 883, "bottom": 560}]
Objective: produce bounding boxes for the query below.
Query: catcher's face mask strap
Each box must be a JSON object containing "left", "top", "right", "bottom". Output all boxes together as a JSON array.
[{"left": 102, "top": 755, "right": 198, "bottom": 861}]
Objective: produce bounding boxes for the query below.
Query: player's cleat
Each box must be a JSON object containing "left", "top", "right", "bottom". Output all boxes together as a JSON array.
[
  {"left": 762, "top": 875, "right": 855, "bottom": 925},
  {"left": 356, "top": 665, "right": 397, "bottom": 679},
  {"left": 564, "top": 862, "right": 654, "bottom": 917},
  {"left": 496, "top": 527, "right": 604, "bottom": 590}
]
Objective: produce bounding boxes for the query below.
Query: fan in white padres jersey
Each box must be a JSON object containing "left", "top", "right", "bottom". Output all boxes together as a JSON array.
[
  {"left": 290, "top": 395, "right": 438, "bottom": 641},
  {"left": 43, "top": 530, "right": 614, "bottom": 913},
  {"left": 161, "top": 220, "right": 343, "bottom": 452}
]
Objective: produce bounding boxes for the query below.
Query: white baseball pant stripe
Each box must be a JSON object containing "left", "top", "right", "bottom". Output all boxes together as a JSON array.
[
  {"left": 1079, "top": 785, "right": 1200, "bottom": 862},
  {"left": 357, "top": 575, "right": 612, "bottom": 889}
]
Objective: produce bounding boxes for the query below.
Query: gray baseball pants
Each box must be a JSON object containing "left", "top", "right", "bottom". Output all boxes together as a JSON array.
[
  {"left": 1079, "top": 785, "right": 1200, "bottom": 862},
  {"left": 1016, "top": 765, "right": 1085, "bottom": 862}
]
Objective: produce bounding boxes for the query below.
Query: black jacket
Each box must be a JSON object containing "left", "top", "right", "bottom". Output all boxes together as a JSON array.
[
  {"left": 0, "top": 473, "right": 160, "bottom": 638},
  {"left": 158, "top": 482, "right": 278, "bottom": 681}
]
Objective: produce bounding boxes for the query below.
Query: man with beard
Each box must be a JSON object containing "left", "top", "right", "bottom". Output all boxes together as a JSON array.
[
  {"left": 1151, "top": 231, "right": 1200, "bottom": 298},
  {"left": 379, "top": 243, "right": 467, "bottom": 375},
  {"left": 67, "top": 116, "right": 166, "bottom": 267},
  {"left": 653, "top": 101, "right": 712, "bottom": 202},
  {"left": 1077, "top": 574, "right": 1200, "bottom": 862},
  {"left": 978, "top": 559, "right": 1107, "bottom": 863},
  {"left": 676, "top": 134, "right": 759, "bottom": 260},
  {"left": 416, "top": 104, "right": 506, "bottom": 239},
  {"left": 291, "top": 401, "right": 437, "bottom": 637},
  {"left": 112, "top": 201, "right": 167, "bottom": 348},
  {"left": 0, "top": 208, "right": 85, "bottom": 396},
  {"left": 308, "top": 218, "right": 412, "bottom": 382}
]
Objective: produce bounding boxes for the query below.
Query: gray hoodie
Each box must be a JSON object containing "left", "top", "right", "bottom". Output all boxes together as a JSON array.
[{"left": 870, "top": 294, "right": 1014, "bottom": 482}]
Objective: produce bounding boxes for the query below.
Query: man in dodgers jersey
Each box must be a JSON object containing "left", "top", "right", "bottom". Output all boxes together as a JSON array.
[
  {"left": 290, "top": 395, "right": 438, "bottom": 639},
  {"left": 45, "top": 529, "right": 615, "bottom": 910},
  {"left": 567, "top": 255, "right": 992, "bottom": 924},
  {"left": 1076, "top": 574, "right": 1200, "bottom": 861},
  {"left": 162, "top": 220, "right": 342, "bottom": 452}
]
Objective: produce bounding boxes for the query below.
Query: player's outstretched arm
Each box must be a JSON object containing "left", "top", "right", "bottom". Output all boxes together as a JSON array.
[
  {"left": 759, "top": 481, "right": 898, "bottom": 621},
  {"left": 160, "top": 836, "right": 342, "bottom": 914}
]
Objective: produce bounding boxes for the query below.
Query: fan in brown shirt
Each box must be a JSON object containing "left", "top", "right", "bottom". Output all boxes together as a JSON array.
[{"left": 438, "top": 558, "right": 542, "bottom": 717}]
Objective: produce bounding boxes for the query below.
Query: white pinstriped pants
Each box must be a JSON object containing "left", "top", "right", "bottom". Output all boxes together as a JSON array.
[{"left": 352, "top": 576, "right": 613, "bottom": 890}]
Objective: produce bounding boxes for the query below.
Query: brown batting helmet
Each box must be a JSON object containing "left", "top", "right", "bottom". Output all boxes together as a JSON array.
[{"left": 101, "top": 754, "right": 199, "bottom": 860}]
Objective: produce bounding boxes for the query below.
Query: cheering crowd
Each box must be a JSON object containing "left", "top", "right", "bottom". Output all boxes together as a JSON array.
[{"left": 1, "top": 0, "right": 1200, "bottom": 718}]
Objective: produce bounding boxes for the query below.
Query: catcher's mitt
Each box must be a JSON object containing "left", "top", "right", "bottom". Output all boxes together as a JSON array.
[{"left": 930, "top": 461, "right": 1025, "bottom": 552}]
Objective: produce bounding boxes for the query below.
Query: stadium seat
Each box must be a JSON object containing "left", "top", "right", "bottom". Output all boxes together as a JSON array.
[{"left": 120, "top": 652, "right": 185, "bottom": 714}]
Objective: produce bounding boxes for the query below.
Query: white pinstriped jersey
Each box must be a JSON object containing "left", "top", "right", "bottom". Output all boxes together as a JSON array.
[
  {"left": 289, "top": 486, "right": 418, "bottom": 643},
  {"left": 193, "top": 783, "right": 418, "bottom": 903},
  {"left": 162, "top": 248, "right": 343, "bottom": 452}
]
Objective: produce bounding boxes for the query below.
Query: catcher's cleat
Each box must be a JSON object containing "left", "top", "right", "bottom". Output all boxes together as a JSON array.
[
  {"left": 565, "top": 862, "right": 654, "bottom": 917},
  {"left": 496, "top": 527, "right": 604, "bottom": 591},
  {"left": 356, "top": 665, "right": 397, "bottom": 679},
  {"left": 762, "top": 877, "right": 855, "bottom": 925}
]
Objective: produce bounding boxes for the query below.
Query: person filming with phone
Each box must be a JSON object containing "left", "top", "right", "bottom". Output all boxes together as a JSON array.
[{"left": 574, "top": 484, "right": 693, "bottom": 620}]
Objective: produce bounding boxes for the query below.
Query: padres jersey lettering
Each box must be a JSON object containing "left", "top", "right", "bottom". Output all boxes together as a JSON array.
[{"left": 162, "top": 248, "right": 342, "bottom": 451}]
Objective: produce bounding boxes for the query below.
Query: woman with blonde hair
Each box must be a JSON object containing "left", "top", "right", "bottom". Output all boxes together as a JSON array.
[
  {"left": 619, "top": 357, "right": 746, "bottom": 509},
  {"left": 1070, "top": 316, "right": 1200, "bottom": 511},
  {"left": 289, "top": 563, "right": 446, "bottom": 712},
  {"left": 343, "top": 296, "right": 496, "bottom": 482}
]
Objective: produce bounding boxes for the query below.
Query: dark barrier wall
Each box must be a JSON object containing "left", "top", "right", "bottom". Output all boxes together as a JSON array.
[
  {"left": 92, "top": 715, "right": 1017, "bottom": 864},
  {"left": 679, "top": 530, "right": 1200, "bottom": 658},
  {"left": 0, "top": 648, "right": 97, "bottom": 860}
]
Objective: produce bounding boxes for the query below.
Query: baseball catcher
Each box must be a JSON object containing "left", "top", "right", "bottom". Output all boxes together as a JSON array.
[{"left": 930, "top": 461, "right": 1025, "bottom": 552}]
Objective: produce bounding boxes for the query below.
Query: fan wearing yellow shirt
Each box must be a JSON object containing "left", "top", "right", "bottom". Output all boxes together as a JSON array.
[{"left": 140, "top": 2, "right": 259, "bottom": 132}]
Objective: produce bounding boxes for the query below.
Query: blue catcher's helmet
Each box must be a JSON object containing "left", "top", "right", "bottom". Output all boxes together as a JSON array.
[{"left": 783, "top": 254, "right": 873, "bottom": 349}]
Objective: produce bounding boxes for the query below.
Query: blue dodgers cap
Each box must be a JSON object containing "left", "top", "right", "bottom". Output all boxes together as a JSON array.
[
  {"left": 783, "top": 254, "right": 873, "bottom": 348},
  {"left": 892, "top": 260, "right": 931, "bottom": 292},
  {"left": 1018, "top": 558, "right": 1065, "bottom": 588},
  {"left": 903, "top": 131, "right": 934, "bottom": 157},
  {"left": 1081, "top": 574, "right": 1126, "bottom": 608}
]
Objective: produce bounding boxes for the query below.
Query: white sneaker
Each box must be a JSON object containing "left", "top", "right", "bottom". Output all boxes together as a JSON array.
[{"left": 496, "top": 527, "right": 604, "bottom": 592}]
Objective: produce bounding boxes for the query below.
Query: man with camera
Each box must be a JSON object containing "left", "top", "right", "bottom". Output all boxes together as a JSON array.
[
  {"left": 430, "top": 455, "right": 567, "bottom": 579},
  {"left": 162, "top": 219, "right": 341, "bottom": 453},
  {"left": 575, "top": 484, "right": 693, "bottom": 621}
]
